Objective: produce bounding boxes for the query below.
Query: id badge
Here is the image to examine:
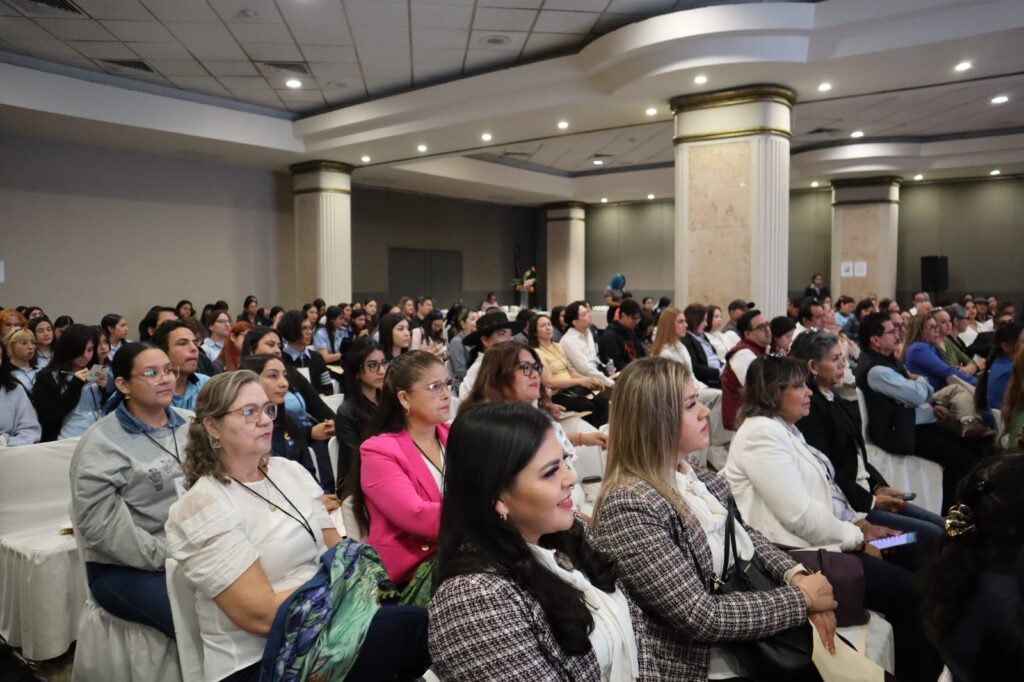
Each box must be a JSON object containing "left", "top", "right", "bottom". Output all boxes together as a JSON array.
[{"left": 174, "top": 477, "right": 188, "bottom": 499}]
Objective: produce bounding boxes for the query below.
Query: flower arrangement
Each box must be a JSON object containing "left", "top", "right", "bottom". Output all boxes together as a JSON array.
[{"left": 512, "top": 266, "right": 537, "bottom": 294}]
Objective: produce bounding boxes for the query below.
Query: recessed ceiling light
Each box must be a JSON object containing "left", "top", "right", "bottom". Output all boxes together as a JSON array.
[
  {"left": 600, "top": 197, "right": 608, "bottom": 203},
  {"left": 991, "top": 95, "right": 1009, "bottom": 104},
  {"left": 913, "top": 174, "right": 924, "bottom": 181},
  {"left": 850, "top": 130, "right": 865, "bottom": 138},
  {"left": 645, "top": 107, "right": 658, "bottom": 116},
  {"left": 240, "top": 9, "right": 258, "bottom": 18},
  {"left": 817, "top": 82, "right": 832, "bottom": 92},
  {"left": 285, "top": 78, "right": 302, "bottom": 88},
  {"left": 557, "top": 120, "right": 569, "bottom": 130},
  {"left": 360, "top": 155, "right": 371, "bottom": 163},
  {"left": 694, "top": 74, "right": 708, "bottom": 85},
  {"left": 990, "top": 169, "right": 1001, "bottom": 176},
  {"left": 810, "top": 181, "right": 820, "bottom": 188},
  {"left": 416, "top": 144, "right": 427, "bottom": 153},
  {"left": 592, "top": 159, "right": 604, "bottom": 166},
  {"left": 481, "top": 132, "right": 492, "bottom": 142},
  {"left": 954, "top": 61, "right": 972, "bottom": 72},
  {"left": 647, "top": 193, "right": 655, "bottom": 200},
  {"left": 480, "top": 34, "right": 510, "bottom": 46}
]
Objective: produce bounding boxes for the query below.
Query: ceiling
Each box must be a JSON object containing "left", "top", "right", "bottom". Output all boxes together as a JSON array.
[{"left": 0, "top": 0, "right": 811, "bottom": 114}]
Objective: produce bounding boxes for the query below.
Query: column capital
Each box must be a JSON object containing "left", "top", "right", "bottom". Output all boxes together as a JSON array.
[
  {"left": 544, "top": 201, "right": 586, "bottom": 211},
  {"left": 831, "top": 176, "right": 902, "bottom": 206},
  {"left": 669, "top": 84, "right": 796, "bottom": 114},
  {"left": 289, "top": 160, "right": 354, "bottom": 176}
]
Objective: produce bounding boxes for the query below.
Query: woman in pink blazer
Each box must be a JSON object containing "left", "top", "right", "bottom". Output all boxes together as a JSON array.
[{"left": 358, "top": 351, "right": 451, "bottom": 593}]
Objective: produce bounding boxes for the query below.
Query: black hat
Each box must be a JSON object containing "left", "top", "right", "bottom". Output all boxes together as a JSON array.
[
  {"left": 728, "top": 299, "right": 755, "bottom": 312},
  {"left": 463, "top": 311, "right": 525, "bottom": 347}
]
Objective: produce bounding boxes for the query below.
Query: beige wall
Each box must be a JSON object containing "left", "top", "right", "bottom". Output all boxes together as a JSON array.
[{"left": 0, "top": 134, "right": 293, "bottom": 327}]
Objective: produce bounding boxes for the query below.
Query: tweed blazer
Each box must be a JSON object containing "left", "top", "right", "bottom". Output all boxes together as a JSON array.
[
  {"left": 428, "top": 568, "right": 661, "bottom": 681},
  {"left": 595, "top": 472, "right": 807, "bottom": 682}
]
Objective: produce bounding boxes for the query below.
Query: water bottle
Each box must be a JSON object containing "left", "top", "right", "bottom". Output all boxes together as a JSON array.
[{"left": 605, "top": 358, "right": 615, "bottom": 376}]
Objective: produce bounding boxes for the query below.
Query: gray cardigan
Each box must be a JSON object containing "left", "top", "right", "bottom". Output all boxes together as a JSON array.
[{"left": 0, "top": 384, "right": 41, "bottom": 446}]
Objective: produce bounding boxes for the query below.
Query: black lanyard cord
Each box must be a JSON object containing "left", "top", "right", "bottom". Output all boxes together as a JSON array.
[
  {"left": 143, "top": 428, "right": 181, "bottom": 465},
  {"left": 230, "top": 467, "right": 317, "bottom": 546}
]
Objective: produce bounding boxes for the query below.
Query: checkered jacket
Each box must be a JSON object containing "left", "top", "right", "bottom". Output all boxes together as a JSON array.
[
  {"left": 594, "top": 472, "right": 808, "bottom": 681},
  {"left": 428, "top": 562, "right": 661, "bottom": 680}
]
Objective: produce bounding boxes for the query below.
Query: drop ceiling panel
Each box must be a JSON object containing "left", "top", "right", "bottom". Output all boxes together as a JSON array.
[
  {"left": 0, "top": 17, "right": 53, "bottom": 41},
  {"left": 127, "top": 41, "right": 191, "bottom": 59},
  {"left": 469, "top": 30, "right": 528, "bottom": 51},
  {"left": 345, "top": 1, "right": 408, "bottom": 27},
  {"left": 413, "top": 28, "right": 469, "bottom": 50},
  {"left": 67, "top": 40, "right": 137, "bottom": 59},
  {"left": 208, "top": 0, "right": 282, "bottom": 24},
  {"left": 186, "top": 41, "right": 249, "bottom": 60},
  {"left": 300, "top": 44, "right": 358, "bottom": 62},
  {"left": 202, "top": 60, "right": 258, "bottom": 76},
  {"left": 472, "top": 8, "right": 537, "bottom": 32},
  {"left": 410, "top": 3, "right": 473, "bottom": 29},
  {"left": 100, "top": 20, "right": 174, "bottom": 42},
  {"left": 34, "top": 18, "right": 116, "bottom": 41},
  {"left": 148, "top": 57, "right": 207, "bottom": 76},
  {"left": 164, "top": 21, "right": 236, "bottom": 45},
  {"left": 533, "top": 10, "right": 600, "bottom": 34},
  {"left": 72, "top": 0, "right": 153, "bottom": 22},
  {"left": 242, "top": 42, "right": 302, "bottom": 61},
  {"left": 139, "top": 0, "right": 218, "bottom": 23},
  {"left": 217, "top": 75, "right": 271, "bottom": 90},
  {"left": 227, "top": 22, "right": 293, "bottom": 45}
]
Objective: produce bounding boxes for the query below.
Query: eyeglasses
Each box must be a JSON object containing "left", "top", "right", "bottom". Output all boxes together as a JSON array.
[
  {"left": 881, "top": 329, "right": 900, "bottom": 336},
  {"left": 134, "top": 365, "right": 180, "bottom": 381},
  {"left": 363, "top": 359, "right": 390, "bottom": 373},
  {"left": 412, "top": 379, "right": 453, "bottom": 395},
  {"left": 223, "top": 403, "right": 277, "bottom": 423},
  {"left": 515, "top": 361, "right": 544, "bottom": 377},
  {"left": 751, "top": 322, "right": 770, "bottom": 332}
]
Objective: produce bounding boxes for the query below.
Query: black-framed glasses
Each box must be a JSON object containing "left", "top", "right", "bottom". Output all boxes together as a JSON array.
[
  {"left": 751, "top": 322, "right": 770, "bottom": 332},
  {"left": 363, "top": 359, "right": 390, "bottom": 373},
  {"left": 134, "top": 365, "right": 180, "bottom": 381},
  {"left": 516, "top": 361, "right": 544, "bottom": 377},
  {"left": 412, "top": 379, "right": 453, "bottom": 395},
  {"left": 223, "top": 403, "right": 277, "bottom": 423}
]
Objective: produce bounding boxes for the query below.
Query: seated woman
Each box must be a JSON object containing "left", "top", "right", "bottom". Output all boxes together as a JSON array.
[
  {"left": 410, "top": 310, "right": 446, "bottom": 359},
  {"left": 4, "top": 327, "right": 39, "bottom": 394},
  {"left": 594, "top": 356, "right": 839, "bottom": 681},
  {"left": 32, "top": 324, "right": 107, "bottom": 441},
  {"left": 312, "top": 305, "right": 348, "bottom": 365},
  {"left": 70, "top": 342, "right": 190, "bottom": 638},
  {"left": 358, "top": 351, "right": 450, "bottom": 599},
  {"left": 349, "top": 306, "right": 369, "bottom": 339},
  {"left": 334, "top": 338, "right": 386, "bottom": 495},
  {"left": 90, "top": 325, "right": 111, "bottom": 367},
  {"left": 678, "top": 304, "right": 726, "bottom": 388},
  {"left": 447, "top": 308, "right": 478, "bottom": 395},
  {"left": 202, "top": 308, "right": 232, "bottom": 362},
  {"left": 29, "top": 316, "right": 54, "bottom": 369},
  {"left": 770, "top": 316, "right": 797, "bottom": 355},
  {"left": 378, "top": 312, "right": 411, "bottom": 360},
  {"left": 237, "top": 295, "right": 266, "bottom": 326},
  {"left": 277, "top": 310, "right": 334, "bottom": 396},
  {"left": 0, "top": 354, "right": 41, "bottom": 446},
  {"left": 975, "top": 322, "right": 1023, "bottom": 413},
  {"left": 175, "top": 299, "right": 194, "bottom": 321},
  {"left": 528, "top": 314, "right": 608, "bottom": 427},
  {"left": 790, "top": 331, "right": 943, "bottom": 545},
  {"left": 722, "top": 355, "right": 942, "bottom": 682},
  {"left": 216, "top": 321, "right": 253, "bottom": 373},
  {"left": 166, "top": 371, "right": 429, "bottom": 682},
  {"left": 429, "top": 401, "right": 660, "bottom": 680},
  {"left": 52, "top": 314, "right": 74, "bottom": 340},
  {"left": 240, "top": 354, "right": 337, "bottom": 512},
  {"left": 921, "top": 454, "right": 1024, "bottom": 682},
  {"left": 706, "top": 304, "right": 736, "bottom": 357},
  {"left": 0, "top": 307, "right": 27, "bottom": 339},
  {"left": 999, "top": 347, "right": 1024, "bottom": 446},
  {"left": 101, "top": 313, "right": 130, "bottom": 361}
]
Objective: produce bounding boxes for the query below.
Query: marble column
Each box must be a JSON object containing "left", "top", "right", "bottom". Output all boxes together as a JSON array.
[
  {"left": 671, "top": 85, "right": 794, "bottom": 319},
  {"left": 290, "top": 161, "right": 353, "bottom": 304},
  {"left": 830, "top": 177, "right": 901, "bottom": 301},
  {"left": 545, "top": 202, "right": 586, "bottom": 308}
]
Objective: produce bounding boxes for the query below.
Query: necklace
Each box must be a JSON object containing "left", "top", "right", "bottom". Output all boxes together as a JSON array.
[{"left": 230, "top": 465, "right": 317, "bottom": 546}]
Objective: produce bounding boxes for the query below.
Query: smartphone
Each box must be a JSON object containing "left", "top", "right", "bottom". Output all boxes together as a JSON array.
[
  {"left": 869, "top": 532, "right": 918, "bottom": 550},
  {"left": 86, "top": 364, "right": 106, "bottom": 383},
  {"left": 897, "top": 492, "right": 917, "bottom": 501}
]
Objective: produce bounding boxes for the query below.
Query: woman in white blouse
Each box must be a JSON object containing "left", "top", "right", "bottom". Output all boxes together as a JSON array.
[
  {"left": 429, "top": 400, "right": 660, "bottom": 680},
  {"left": 165, "top": 371, "right": 429, "bottom": 682}
]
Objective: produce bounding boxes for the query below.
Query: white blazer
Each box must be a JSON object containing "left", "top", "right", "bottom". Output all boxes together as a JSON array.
[{"left": 722, "top": 416, "right": 863, "bottom": 551}]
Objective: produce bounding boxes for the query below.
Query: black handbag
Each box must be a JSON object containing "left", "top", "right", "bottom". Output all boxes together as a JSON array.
[{"left": 714, "top": 498, "right": 822, "bottom": 682}]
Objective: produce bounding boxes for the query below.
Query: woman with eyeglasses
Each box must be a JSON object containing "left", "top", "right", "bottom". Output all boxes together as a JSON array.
[
  {"left": 70, "top": 342, "right": 191, "bottom": 638},
  {"left": 334, "top": 338, "right": 387, "bottom": 495},
  {"left": 357, "top": 351, "right": 451, "bottom": 601},
  {"left": 165, "top": 371, "right": 430, "bottom": 682},
  {"left": 202, "top": 308, "right": 232, "bottom": 362}
]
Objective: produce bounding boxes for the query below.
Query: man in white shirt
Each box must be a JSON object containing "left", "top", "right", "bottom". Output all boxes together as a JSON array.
[
  {"left": 793, "top": 300, "right": 826, "bottom": 340},
  {"left": 458, "top": 311, "right": 525, "bottom": 399},
  {"left": 559, "top": 301, "right": 615, "bottom": 389}
]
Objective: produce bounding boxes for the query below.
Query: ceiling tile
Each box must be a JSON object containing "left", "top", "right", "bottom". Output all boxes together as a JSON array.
[
  {"left": 287, "top": 21, "right": 353, "bottom": 46},
  {"left": 361, "top": 60, "right": 411, "bottom": 80},
  {"left": 185, "top": 42, "right": 249, "bottom": 60},
  {"left": 167, "top": 75, "right": 229, "bottom": 94},
  {"left": 147, "top": 58, "right": 208, "bottom": 76},
  {"left": 73, "top": 0, "right": 154, "bottom": 21},
  {"left": 413, "top": 61, "right": 462, "bottom": 84},
  {"left": 300, "top": 44, "right": 358, "bottom": 62},
  {"left": 533, "top": 10, "right": 600, "bottom": 34},
  {"left": 364, "top": 76, "right": 411, "bottom": 95},
  {"left": 33, "top": 19, "right": 116, "bottom": 41},
  {"left": 352, "top": 25, "right": 409, "bottom": 48},
  {"left": 100, "top": 20, "right": 176, "bottom": 42},
  {"left": 165, "top": 21, "right": 236, "bottom": 45},
  {"left": 309, "top": 61, "right": 364, "bottom": 80},
  {"left": 473, "top": 8, "right": 538, "bottom": 32},
  {"left": 208, "top": 0, "right": 283, "bottom": 24},
  {"left": 410, "top": 3, "right": 472, "bottom": 29},
  {"left": 126, "top": 41, "right": 192, "bottom": 59},
  {"left": 67, "top": 40, "right": 139, "bottom": 59},
  {"left": 0, "top": 17, "right": 53, "bottom": 42},
  {"left": 277, "top": 89, "right": 326, "bottom": 103},
  {"left": 521, "top": 32, "right": 581, "bottom": 58},
  {"left": 606, "top": 0, "right": 677, "bottom": 11},
  {"left": 15, "top": 38, "right": 86, "bottom": 61},
  {"left": 544, "top": 0, "right": 608, "bottom": 9},
  {"left": 477, "top": 0, "right": 543, "bottom": 8},
  {"left": 227, "top": 21, "right": 294, "bottom": 44},
  {"left": 277, "top": 0, "right": 347, "bottom": 31},
  {"left": 345, "top": 1, "right": 408, "bottom": 27},
  {"left": 322, "top": 87, "right": 368, "bottom": 106},
  {"left": 235, "top": 90, "right": 283, "bottom": 104},
  {"left": 357, "top": 44, "right": 410, "bottom": 62},
  {"left": 468, "top": 30, "right": 528, "bottom": 51},
  {"left": 591, "top": 13, "right": 643, "bottom": 33},
  {"left": 202, "top": 60, "right": 259, "bottom": 76},
  {"left": 412, "top": 28, "right": 469, "bottom": 50},
  {"left": 464, "top": 48, "right": 512, "bottom": 69},
  {"left": 414, "top": 47, "right": 465, "bottom": 67},
  {"left": 242, "top": 42, "right": 303, "bottom": 60},
  {"left": 139, "top": 0, "right": 219, "bottom": 22},
  {"left": 410, "top": 0, "right": 474, "bottom": 5},
  {"left": 217, "top": 75, "right": 272, "bottom": 90}
]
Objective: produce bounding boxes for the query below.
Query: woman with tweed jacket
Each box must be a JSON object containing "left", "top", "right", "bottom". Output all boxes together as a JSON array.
[
  {"left": 594, "top": 357, "right": 838, "bottom": 681},
  {"left": 428, "top": 401, "right": 660, "bottom": 680}
]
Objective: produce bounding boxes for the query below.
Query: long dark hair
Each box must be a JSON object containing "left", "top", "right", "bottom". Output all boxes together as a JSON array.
[
  {"left": 321, "top": 305, "right": 344, "bottom": 353},
  {"left": 241, "top": 327, "right": 282, "bottom": 359},
  {"left": 436, "top": 401, "right": 617, "bottom": 655},
  {"left": 460, "top": 341, "right": 552, "bottom": 414},
  {"left": 342, "top": 337, "right": 383, "bottom": 424},
  {"left": 976, "top": 322, "right": 1024, "bottom": 412},
  {"left": 240, "top": 353, "right": 305, "bottom": 448},
  {"left": 43, "top": 324, "right": 96, "bottom": 376},
  {"left": 378, "top": 312, "right": 408, "bottom": 359},
  {"left": 365, "top": 350, "right": 444, "bottom": 438},
  {"left": 921, "top": 454, "right": 1024, "bottom": 642}
]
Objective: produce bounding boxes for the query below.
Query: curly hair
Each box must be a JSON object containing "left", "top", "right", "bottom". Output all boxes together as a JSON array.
[
  {"left": 459, "top": 341, "right": 552, "bottom": 413},
  {"left": 182, "top": 370, "right": 261, "bottom": 488}
]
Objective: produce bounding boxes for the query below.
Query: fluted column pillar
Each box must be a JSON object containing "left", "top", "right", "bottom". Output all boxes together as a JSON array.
[
  {"left": 671, "top": 85, "right": 795, "bottom": 319},
  {"left": 830, "top": 177, "right": 901, "bottom": 301},
  {"left": 290, "top": 161, "right": 353, "bottom": 304},
  {"left": 545, "top": 202, "right": 586, "bottom": 307}
]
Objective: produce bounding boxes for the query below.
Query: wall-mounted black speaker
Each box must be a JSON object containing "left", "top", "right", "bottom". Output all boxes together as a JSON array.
[{"left": 921, "top": 255, "right": 949, "bottom": 292}]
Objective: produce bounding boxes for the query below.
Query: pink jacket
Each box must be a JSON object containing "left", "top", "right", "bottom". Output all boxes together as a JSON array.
[{"left": 360, "top": 424, "right": 449, "bottom": 584}]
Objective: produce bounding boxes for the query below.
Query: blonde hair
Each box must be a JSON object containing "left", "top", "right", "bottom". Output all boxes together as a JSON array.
[
  {"left": 593, "top": 356, "right": 694, "bottom": 527},
  {"left": 3, "top": 327, "right": 35, "bottom": 356},
  {"left": 183, "top": 370, "right": 261, "bottom": 488},
  {"left": 649, "top": 306, "right": 683, "bottom": 357}
]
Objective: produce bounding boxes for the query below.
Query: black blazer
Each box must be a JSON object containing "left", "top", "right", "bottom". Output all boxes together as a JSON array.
[
  {"left": 681, "top": 333, "right": 722, "bottom": 388},
  {"left": 282, "top": 348, "right": 334, "bottom": 396},
  {"left": 31, "top": 371, "right": 84, "bottom": 442},
  {"left": 796, "top": 383, "right": 888, "bottom": 512}
]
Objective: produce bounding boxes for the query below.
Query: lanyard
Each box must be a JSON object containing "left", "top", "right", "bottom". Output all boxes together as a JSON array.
[
  {"left": 231, "top": 467, "right": 317, "bottom": 546},
  {"left": 144, "top": 428, "right": 181, "bottom": 464}
]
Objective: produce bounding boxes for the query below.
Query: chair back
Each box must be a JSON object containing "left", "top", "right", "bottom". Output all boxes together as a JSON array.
[
  {"left": 0, "top": 438, "right": 79, "bottom": 534},
  {"left": 166, "top": 558, "right": 205, "bottom": 682},
  {"left": 322, "top": 393, "right": 344, "bottom": 413}
]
